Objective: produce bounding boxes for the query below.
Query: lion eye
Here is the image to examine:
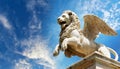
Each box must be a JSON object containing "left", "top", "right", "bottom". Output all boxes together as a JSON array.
[{"left": 62, "top": 15, "right": 66, "bottom": 17}]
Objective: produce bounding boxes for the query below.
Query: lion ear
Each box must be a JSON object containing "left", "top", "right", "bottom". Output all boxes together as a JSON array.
[{"left": 68, "top": 12, "right": 72, "bottom": 15}]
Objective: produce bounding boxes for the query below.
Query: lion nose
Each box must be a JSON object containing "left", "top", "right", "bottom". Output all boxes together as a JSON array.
[{"left": 57, "top": 18, "right": 60, "bottom": 21}]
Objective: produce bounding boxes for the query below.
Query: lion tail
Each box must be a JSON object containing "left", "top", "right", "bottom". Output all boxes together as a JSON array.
[{"left": 107, "top": 47, "right": 118, "bottom": 61}]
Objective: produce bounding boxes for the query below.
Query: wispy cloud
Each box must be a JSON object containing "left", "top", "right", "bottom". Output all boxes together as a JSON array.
[
  {"left": 14, "top": 59, "right": 32, "bottom": 69},
  {"left": 110, "top": 23, "right": 120, "bottom": 31},
  {"left": 28, "top": 11, "right": 42, "bottom": 35},
  {"left": 26, "top": 0, "right": 48, "bottom": 11},
  {"left": 102, "top": 2, "right": 120, "bottom": 31},
  {"left": 20, "top": 36, "right": 55, "bottom": 69},
  {"left": 0, "top": 15, "right": 11, "bottom": 29},
  {"left": 26, "top": 0, "right": 49, "bottom": 35},
  {"left": 75, "top": 0, "right": 120, "bottom": 31},
  {"left": 13, "top": 1, "right": 55, "bottom": 69}
]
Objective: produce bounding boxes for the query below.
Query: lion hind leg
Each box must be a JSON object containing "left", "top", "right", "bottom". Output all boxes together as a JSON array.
[{"left": 98, "top": 45, "right": 111, "bottom": 58}]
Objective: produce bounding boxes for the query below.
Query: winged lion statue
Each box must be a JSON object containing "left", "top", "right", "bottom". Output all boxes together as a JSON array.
[{"left": 53, "top": 10, "right": 118, "bottom": 61}]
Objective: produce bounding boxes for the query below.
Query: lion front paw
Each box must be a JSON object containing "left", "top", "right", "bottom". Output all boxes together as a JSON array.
[
  {"left": 53, "top": 44, "right": 60, "bottom": 56},
  {"left": 61, "top": 39, "right": 68, "bottom": 51},
  {"left": 53, "top": 49, "right": 59, "bottom": 56}
]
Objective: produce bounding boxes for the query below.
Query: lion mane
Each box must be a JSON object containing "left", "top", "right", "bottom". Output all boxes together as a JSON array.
[{"left": 59, "top": 10, "right": 80, "bottom": 47}]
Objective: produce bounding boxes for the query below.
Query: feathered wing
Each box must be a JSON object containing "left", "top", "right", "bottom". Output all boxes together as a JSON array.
[{"left": 83, "top": 15, "right": 117, "bottom": 41}]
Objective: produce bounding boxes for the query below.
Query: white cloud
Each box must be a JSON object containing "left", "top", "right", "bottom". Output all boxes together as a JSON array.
[
  {"left": 14, "top": 59, "right": 32, "bottom": 69},
  {"left": 0, "top": 15, "right": 11, "bottom": 29},
  {"left": 75, "top": 0, "right": 120, "bottom": 31},
  {"left": 21, "top": 36, "right": 55, "bottom": 69},
  {"left": 26, "top": 0, "right": 48, "bottom": 34},
  {"left": 105, "top": 2, "right": 120, "bottom": 31},
  {"left": 14, "top": 1, "right": 55, "bottom": 69},
  {"left": 76, "top": 0, "right": 109, "bottom": 15},
  {"left": 28, "top": 11, "right": 41, "bottom": 34},
  {"left": 26, "top": 0, "right": 48, "bottom": 11},
  {"left": 26, "top": 0, "right": 36, "bottom": 11},
  {"left": 101, "top": 9, "right": 110, "bottom": 22},
  {"left": 110, "top": 22, "right": 120, "bottom": 30}
]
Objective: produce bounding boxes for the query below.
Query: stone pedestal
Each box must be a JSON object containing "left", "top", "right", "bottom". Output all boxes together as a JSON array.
[{"left": 67, "top": 52, "right": 120, "bottom": 69}]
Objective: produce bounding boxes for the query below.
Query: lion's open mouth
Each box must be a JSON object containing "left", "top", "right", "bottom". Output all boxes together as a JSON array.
[{"left": 59, "top": 21, "right": 66, "bottom": 25}]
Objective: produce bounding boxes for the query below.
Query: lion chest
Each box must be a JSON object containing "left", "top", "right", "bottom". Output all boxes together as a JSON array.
[{"left": 60, "top": 29, "right": 72, "bottom": 41}]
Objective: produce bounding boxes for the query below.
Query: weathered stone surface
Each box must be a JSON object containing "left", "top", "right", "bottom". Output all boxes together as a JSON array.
[
  {"left": 64, "top": 44, "right": 86, "bottom": 57},
  {"left": 67, "top": 51, "right": 120, "bottom": 69}
]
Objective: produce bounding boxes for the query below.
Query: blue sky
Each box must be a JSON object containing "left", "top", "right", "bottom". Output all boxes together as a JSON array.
[{"left": 0, "top": 0, "right": 120, "bottom": 69}]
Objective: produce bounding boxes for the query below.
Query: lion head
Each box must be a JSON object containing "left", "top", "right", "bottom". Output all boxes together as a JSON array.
[
  {"left": 58, "top": 10, "right": 80, "bottom": 39},
  {"left": 57, "top": 10, "right": 80, "bottom": 30}
]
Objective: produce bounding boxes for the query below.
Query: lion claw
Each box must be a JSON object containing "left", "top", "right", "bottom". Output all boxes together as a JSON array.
[
  {"left": 53, "top": 50, "right": 59, "bottom": 56},
  {"left": 53, "top": 44, "right": 60, "bottom": 56}
]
